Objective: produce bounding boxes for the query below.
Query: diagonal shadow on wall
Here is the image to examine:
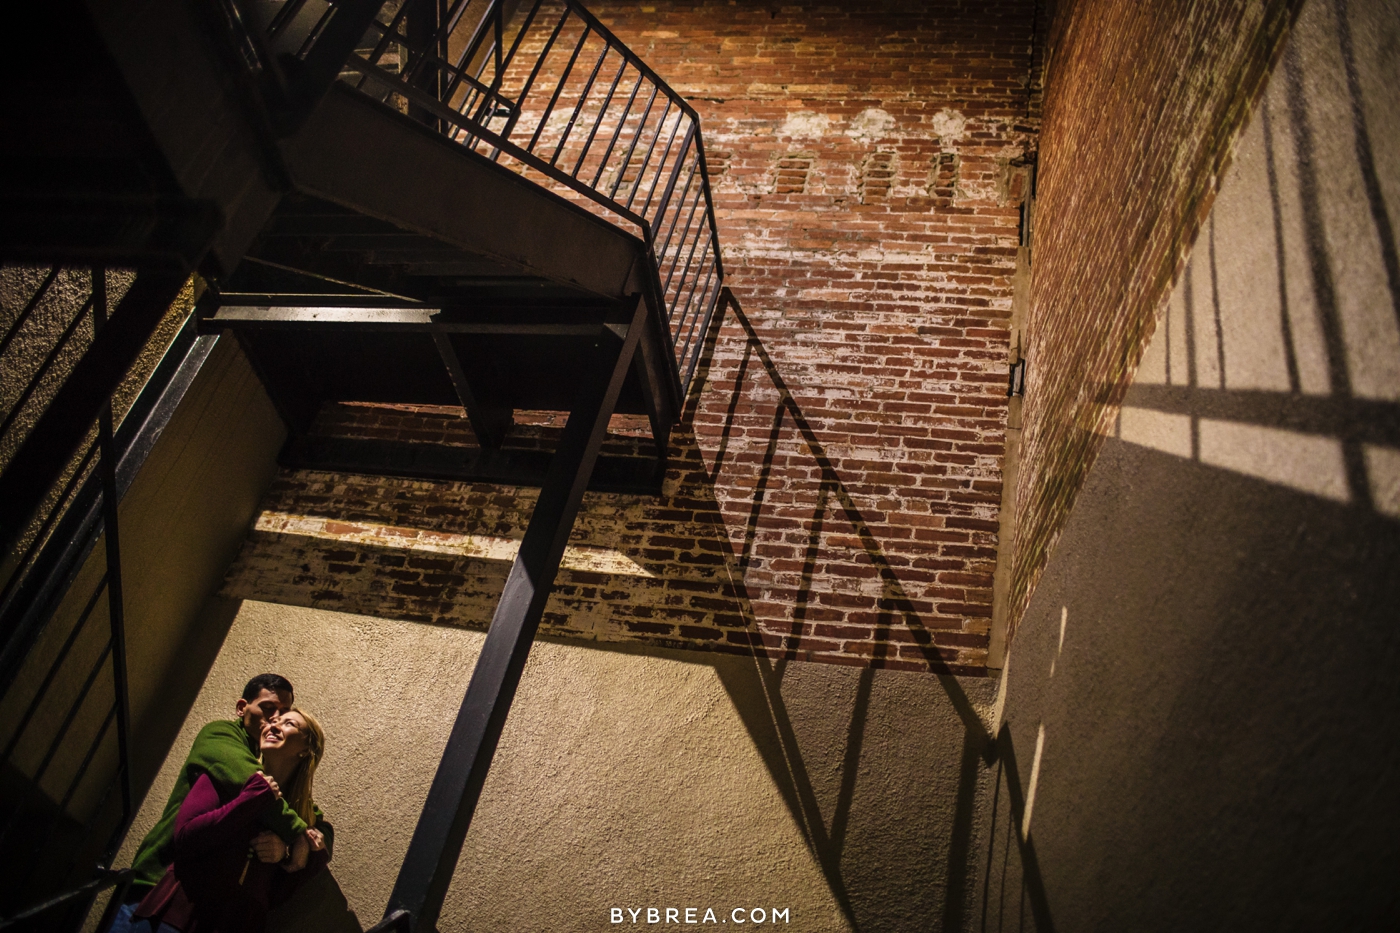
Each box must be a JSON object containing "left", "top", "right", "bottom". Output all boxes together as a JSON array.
[{"left": 689, "top": 290, "right": 1056, "bottom": 932}]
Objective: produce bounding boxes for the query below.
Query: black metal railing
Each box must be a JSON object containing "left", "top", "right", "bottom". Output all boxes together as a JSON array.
[
  {"left": 210, "top": 0, "right": 389, "bottom": 133},
  {"left": 0, "top": 268, "right": 133, "bottom": 926},
  {"left": 0, "top": 267, "right": 218, "bottom": 928},
  {"left": 364, "top": 909, "right": 412, "bottom": 933},
  {"left": 0, "top": 868, "right": 132, "bottom": 932},
  {"left": 254, "top": 0, "right": 725, "bottom": 392}
]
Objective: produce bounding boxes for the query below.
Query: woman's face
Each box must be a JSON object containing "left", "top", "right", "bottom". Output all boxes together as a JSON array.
[{"left": 261, "top": 711, "right": 310, "bottom": 758}]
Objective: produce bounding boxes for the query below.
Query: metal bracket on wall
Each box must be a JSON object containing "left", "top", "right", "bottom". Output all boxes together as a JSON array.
[{"left": 1008, "top": 359, "right": 1027, "bottom": 397}]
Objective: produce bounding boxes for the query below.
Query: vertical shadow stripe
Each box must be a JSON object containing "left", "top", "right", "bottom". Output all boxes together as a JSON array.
[{"left": 1333, "top": 0, "right": 1400, "bottom": 331}]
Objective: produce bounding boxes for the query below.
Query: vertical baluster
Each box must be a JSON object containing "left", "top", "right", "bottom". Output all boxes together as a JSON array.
[
  {"left": 526, "top": 23, "right": 591, "bottom": 153},
  {"left": 93, "top": 269, "right": 132, "bottom": 828},
  {"left": 441, "top": 0, "right": 453, "bottom": 104},
  {"left": 624, "top": 102, "right": 676, "bottom": 211},
  {"left": 445, "top": 0, "right": 501, "bottom": 107},
  {"left": 663, "top": 179, "right": 707, "bottom": 298},
  {"left": 484, "top": 0, "right": 547, "bottom": 114},
  {"left": 444, "top": 0, "right": 487, "bottom": 34},
  {"left": 681, "top": 271, "right": 724, "bottom": 391},
  {"left": 645, "top": 122, "right": 694, "bottom": 227},
  {"left": 477, "top": 0, "right": 546, "bottom": 138},
  {"left": 571, "top": 58, "right": 629, "bottom": 178},
  {"left": 493, "top": 0, "right": 503, "bottom": 78},
  {"left": 265, "top": 0, "right": 305, "bottom": 40},
  {"left": 548, "top": 40, "right": 610, "bottom": 166},
  {"left": 657, "top": 164, "right": 700, "bottom": 280},
  {"left": 611, "top": 87, "right": 661, "bottom": 201},
  {"left": 592, "top": 72, "right": 644, "bottom": 187},
  {"left": 294, "top": 4, "right": 341, "bottom": 60},
  {"left": 265, "top": 0, "right": 312, "bottom": 45},
  {"left": 672, "top": 222, "right": 711, "bottom": 321},
  {"left": 362, "top": 2, "right": 414, "bottom": 80},
  {"left": 672, "top": 238, "right": 714, "bottom": 348},
  {"left": 498, "top": 3, "right": 569, "bottom": 145}
]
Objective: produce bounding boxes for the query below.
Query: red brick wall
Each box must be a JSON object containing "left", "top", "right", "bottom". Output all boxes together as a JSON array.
[
  {"left": 224, "top": 0, "right": 1039, "bottom": 675},
  {"left": 1008, "top": 0, "right": 1300, "bottom": 632}
]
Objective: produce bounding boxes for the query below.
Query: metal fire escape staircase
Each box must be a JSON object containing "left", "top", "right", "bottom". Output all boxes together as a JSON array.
[{"left": 0, "top": 2, "right": 722, "bottom": 929}]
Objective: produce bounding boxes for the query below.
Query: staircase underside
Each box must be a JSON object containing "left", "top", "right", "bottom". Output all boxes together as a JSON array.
[{"left": 208, "top": 84, "right": 682, "bottom": 474}]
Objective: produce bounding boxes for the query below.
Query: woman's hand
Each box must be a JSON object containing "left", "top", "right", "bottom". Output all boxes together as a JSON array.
[
  {"left": 305, "top": 828, "right": 326, "bottom": 852},
  {"left": 254, "top": 770, "right": 281, "bottom": 799},
  {"left": 282, "top": 831, "right": 310, "bottom": 872},
  {"left": 251, "top": 830, "right": 288, "bottom": 864}
]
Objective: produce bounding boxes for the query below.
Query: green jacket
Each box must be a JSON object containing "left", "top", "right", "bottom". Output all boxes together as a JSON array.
[{"left": 129, "top": 719, "right": 333, "bottom": 890}]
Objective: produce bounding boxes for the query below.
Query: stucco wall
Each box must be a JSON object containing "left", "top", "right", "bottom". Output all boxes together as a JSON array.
[
  {"left": 1010, "top": 0, "right": 1300, "bottom": 631},
  {"left": 116, "top": 599, "right": 998, "bottom": 932},
  {"left": 977, "top": 0, "right": 1400, "bottom": 928}
]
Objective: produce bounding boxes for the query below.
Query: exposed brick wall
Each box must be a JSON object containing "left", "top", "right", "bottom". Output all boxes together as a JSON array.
[
  {"left": 1009, "top": 0, "right": 1301, "bottom": 633},
  {"left": 224, "top": 1, "right": 1040, "bottom": 674},
  {"left": 1026, "top": 0, "right": 1059, "bottom": 121}
]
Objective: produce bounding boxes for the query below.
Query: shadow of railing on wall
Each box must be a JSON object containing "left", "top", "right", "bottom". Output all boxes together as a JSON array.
[
  {"left": 690, "top": 290, "right": 1057, "bottom": 932},
  {"left": 1106, "top": 27, "right": 1400, "bottom": 523}
]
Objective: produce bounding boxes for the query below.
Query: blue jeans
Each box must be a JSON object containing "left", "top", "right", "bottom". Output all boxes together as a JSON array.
[{"left": 105, "top": 902, "right": 180, "bottom": 933}]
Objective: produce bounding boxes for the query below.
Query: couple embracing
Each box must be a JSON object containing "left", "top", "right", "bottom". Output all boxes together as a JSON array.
[{"left": 111, "top": 674, "right": 332, "bottom": 933}]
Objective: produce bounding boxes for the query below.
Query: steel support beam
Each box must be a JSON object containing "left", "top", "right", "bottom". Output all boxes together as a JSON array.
[
  {"left": 385, "top": 295, "right": 647, "bottom": 930},
  {"left": 281, "top": 436, "right": 664, "bottom": 495},
  {"left": 199, "top": 304, "right": 617, "bottom": 336},
  {"left": 430, "top": 327, "right": 510, "bottom": 448}
]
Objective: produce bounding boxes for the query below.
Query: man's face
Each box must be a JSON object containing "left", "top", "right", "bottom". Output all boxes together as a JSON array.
[{"left": 235, "top": 688, "right": 292, "bottom": 740}]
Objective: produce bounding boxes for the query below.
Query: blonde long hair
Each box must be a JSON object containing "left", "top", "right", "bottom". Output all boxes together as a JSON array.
[{"left": 280, "top": 707, "right": 325, "bottom": 828}]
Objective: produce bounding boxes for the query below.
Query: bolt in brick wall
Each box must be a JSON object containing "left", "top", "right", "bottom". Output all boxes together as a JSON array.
[
  {"left": 225, "top": 0, "right": 1042, "bottom": 675},
  {"left": 1009, "top": 0, "right": 1301, "bottom": 633}
]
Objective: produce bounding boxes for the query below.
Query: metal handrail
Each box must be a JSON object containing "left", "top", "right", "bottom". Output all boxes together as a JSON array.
[
  {"left": 255, "top": 0, "right": 724, "bottom": 392},
  {"left": 0, "top": 867, "right": 131, "bottom": 931},
  {"left": 366, "top": 909, "right": 413, "bottom": 933}
]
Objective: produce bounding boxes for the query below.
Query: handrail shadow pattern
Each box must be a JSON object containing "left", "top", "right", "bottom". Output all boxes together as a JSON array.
[{"left": 690, "top": 291, "right": 1057, "bottom": 931}]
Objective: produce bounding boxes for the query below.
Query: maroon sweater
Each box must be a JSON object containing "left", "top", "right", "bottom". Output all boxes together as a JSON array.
[{"left": 135, "top": 772, "right": 328, "bottom": 932}]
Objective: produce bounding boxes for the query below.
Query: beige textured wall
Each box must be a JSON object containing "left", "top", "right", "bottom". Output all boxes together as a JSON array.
[
  {"left": 118, "top": 599, "right": 997, "bottom": 932},
  {"left": 1, "top": 335, "right": 285, "bottom": 823},
  {"left": 977, "top": 0, "right": 1400, "bottom": 928}
]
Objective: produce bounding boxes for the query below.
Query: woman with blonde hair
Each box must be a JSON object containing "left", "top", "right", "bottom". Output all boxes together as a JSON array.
[{"left": 131, "top": 709, "right": 330, "bottom": 933}]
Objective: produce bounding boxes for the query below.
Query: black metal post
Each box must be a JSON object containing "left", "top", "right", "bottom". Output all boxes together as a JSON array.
[
  {"left": 91, "top": 269, "right": 134, "bottom": 830},
  {"left": 385, "top": 295, "right": 647, "bottom": 931},
  {"left": 429, "top": 325, "right": 509, "bottom": 448},
  {"left": 406, "top": 0, "right": 444, "bottom": 130}
]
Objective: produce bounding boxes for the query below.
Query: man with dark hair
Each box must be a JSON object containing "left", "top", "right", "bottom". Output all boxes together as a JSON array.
[{"left": 108, "top": 674, "right": 333, "bottom": 933}]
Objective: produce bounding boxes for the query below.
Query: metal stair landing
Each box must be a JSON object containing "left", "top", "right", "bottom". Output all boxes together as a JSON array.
[
  {"left": 196, "top": 0, "right": 727, "bottom": 502},
  {"left": 201, "top": 300, "right": 671, "bottom": 492}
]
